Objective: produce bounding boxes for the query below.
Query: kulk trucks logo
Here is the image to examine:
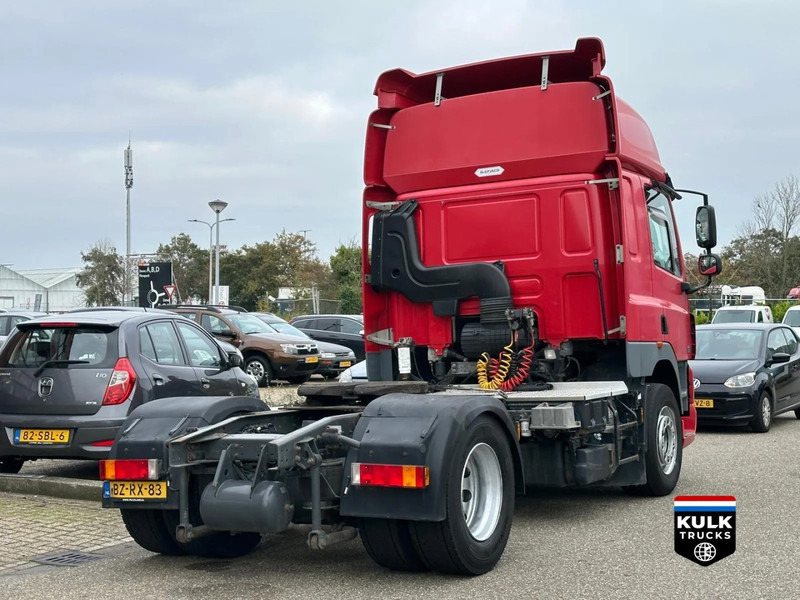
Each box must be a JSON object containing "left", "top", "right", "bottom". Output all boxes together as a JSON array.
[{"left": 674, "top": 495, "right": 736, "bottom": 566}]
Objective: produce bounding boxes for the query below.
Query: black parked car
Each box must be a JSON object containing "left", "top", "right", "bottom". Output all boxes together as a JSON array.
[
  {"left": 691, "top": 323, "right": 800, "bottom": 433},
  {"left": 0, "top": 310, "right": 261, "bottom": 473},
  {"left": 252, "top": 313, "right": 356, "bottom": 379},
  {"left": 289, "top": 314, "right": 365, "bottom": 361}
]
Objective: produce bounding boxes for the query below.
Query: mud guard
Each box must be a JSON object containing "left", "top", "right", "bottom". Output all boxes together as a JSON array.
[
  {"left": 104, "top": 396, "right": 268, "bottom": 509},
  {"left": 339, "top": 393, "right": 524, "bottom": 522}
]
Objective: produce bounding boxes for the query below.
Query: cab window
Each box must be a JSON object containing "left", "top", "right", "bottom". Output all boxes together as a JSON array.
[{"left": 646, "top": 187, "right": 682, "bottom": 277}]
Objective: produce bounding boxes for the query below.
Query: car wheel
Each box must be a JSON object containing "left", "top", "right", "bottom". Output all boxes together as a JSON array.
[
  {"left": 751, "top": 392, "right": 772, "bottom": 433},
  {"left": 0, "top": 457, "right": 24, "bottom": 474},
  {"left": 359, "top": 518, "right": 428, "bottom": 572},
  {"left": 245, "top": 355, "right": 273, "bottom": 387},
  {"left": 795, "top": 407, "right": 800, "bottom": 420},
  {"left": 623, "top": 383, "right": 682, "bottom": 497},
  {"left": 122, "top": 509, "right": 262, "bottom": 558},
  {"left": 408, "top": 415, "right": 514, "bottom": 575}
]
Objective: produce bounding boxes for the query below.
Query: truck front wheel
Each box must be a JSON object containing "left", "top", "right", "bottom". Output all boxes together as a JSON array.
[
  {"left": 624, "top": 383, "right": 682, "bottom": 497},
  {"left": 409, "top": 415, "right": 514, "bottom": 575},
  {"left": 121, "top": 509, "right": 262, "bottom": 558}
]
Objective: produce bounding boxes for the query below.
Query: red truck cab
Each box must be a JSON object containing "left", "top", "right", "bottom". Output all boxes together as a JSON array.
[{"left": 362, "top": 38, "right": 719, "bottom": 447}]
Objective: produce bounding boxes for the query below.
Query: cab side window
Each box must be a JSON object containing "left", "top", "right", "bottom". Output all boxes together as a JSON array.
[
  {"left": 646, "top": 187, "right": 682, "bottom": 277},
  {"left": 767, "top": 329, "right": 787, "bottom": 359}
]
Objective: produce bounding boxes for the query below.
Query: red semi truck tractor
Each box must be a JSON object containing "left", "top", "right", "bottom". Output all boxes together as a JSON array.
[{"left": 101, "top": 38, "right": 721, "bottom": 575}]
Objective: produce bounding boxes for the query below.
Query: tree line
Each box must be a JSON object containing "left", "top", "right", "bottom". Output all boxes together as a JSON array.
[
  {"left": 77, "top": 230, "right": 362, "bottom": 314},
  {"left": 686, "top": 175, "right": 800, "bottom": 300}
]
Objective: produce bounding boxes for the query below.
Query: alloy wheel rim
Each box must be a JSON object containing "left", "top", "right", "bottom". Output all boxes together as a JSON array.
[
  {"left": 656, "top": 406, "right": 678, "bottom": 475},
  {"left": 762, "top": 396, "right": 771, "bottom": 426},
  {"left": 461, "top": 442, "right": 502, "bottom": 541},
  {"left": 247, "top": 361, "right": 264, "bottom": 380}
]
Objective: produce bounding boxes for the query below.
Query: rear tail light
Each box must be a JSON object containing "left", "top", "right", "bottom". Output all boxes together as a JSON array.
[
  {"left": 102, "top": 358, "right": 136, "bottom": 405},
  {"left": 351, "top": 462, "right": 429, "bottom": 488},
  {"left": 99, "top": 459, "right": 160, "bottom": 480},
  {"left": 90, "top": 439, "right": 115, "bottom": 447}
]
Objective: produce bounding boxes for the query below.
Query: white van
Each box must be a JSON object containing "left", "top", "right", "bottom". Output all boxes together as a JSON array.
[
  {"left": 781, "top": 305, "right": 800, "bottom": 336},
  {"left": 712, "top": 305, "right": 773, "bottom": 324}
]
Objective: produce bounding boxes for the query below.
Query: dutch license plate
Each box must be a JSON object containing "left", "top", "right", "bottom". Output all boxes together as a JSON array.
[
  {"left": 340, "top": 361, "right": 352, "bottom": 368},
  {"left": 103, "top": 481, "right": 167, "bottom": 500},
  {"left": 694, "top": 398, "right": 714, "bottom": 408},
  {"left": 14, "top": 429, "right": 70, "bottom": 444},
  {"left": 305, "top": 356, "right": 319, "bottom": 363}
]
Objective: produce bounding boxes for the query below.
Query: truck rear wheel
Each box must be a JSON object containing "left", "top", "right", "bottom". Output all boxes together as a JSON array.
[
  {"left": 121, "top": 509, "right": 262, "bottom": 558},
  {"left": 359, "top": 518, "right": 427, "bottom": 571},
  {"left": 624, "top": 383, "right": 682, "bottom": 497},
  {"left": 409, "top": 415, "right": 514, "bottom": 575}
]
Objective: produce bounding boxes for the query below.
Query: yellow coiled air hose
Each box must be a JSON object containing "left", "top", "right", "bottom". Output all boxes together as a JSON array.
[{"left": 477, "top": 335, "right": 514, "bottom": 389}]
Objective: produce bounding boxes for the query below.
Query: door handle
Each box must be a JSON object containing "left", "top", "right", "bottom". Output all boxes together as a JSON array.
[
  {"left": 201, "top": 377, "right": 210, "bottom": 388},
  {"left": 152, "top": 373, "right": 165, "bottom": 386}
]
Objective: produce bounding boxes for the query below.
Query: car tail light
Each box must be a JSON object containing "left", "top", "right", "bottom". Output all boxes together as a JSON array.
[
  {"left": 90, "top": 439, "right": 115, "bottom": 447},
  {"left": 102, "top": 358, "right": 136, "bottom": 405},
  {"left": 99, "top": 459, "right": 160, "bottom": 480},
  {"left": 351, "top": 462, "right": 429, "bottom": 488}
]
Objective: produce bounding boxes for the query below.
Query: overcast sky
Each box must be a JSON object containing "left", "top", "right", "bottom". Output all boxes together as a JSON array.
[{"left": 2, "top": 1, "right": 798, "bottom": 272}]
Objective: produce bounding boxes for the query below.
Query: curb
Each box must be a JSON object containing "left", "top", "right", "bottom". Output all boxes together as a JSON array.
[{"left": 0, "top": 474, "right": 101, "bottom": 502}]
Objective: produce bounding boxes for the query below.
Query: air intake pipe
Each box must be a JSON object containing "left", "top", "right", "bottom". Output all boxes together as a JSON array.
[{"left": 370, "top": 199, "right": 512, "bottom": 320}]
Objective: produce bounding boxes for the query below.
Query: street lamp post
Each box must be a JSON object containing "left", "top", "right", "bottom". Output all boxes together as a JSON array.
[
  {"left": 208, "top": 199, "right": 229, "bottom": 305},
  {"left": 189, "top": 215, "right": 234, "bottom": 304}
]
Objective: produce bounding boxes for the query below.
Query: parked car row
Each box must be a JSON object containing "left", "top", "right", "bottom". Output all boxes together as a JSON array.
[{"left": 0, "top": 306, "right": 365, "bottom": 473}]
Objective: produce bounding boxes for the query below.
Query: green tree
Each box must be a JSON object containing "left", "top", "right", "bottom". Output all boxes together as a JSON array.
[
  {"left": 76, "top": 239, "right": 125, "bottom": 306},
  {"left": 157, "top": 233, "right": 208, "bottom": 302},
  {"left": 329, "top": 240, "right": 362, "bottom": 313}
]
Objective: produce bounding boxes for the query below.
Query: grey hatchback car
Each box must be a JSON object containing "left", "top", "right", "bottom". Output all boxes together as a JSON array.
[{"left": 0, "top": 309, "right": 260, "bottom": 473}]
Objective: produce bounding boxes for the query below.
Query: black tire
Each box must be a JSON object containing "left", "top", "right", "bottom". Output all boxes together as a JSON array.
[
  {"left": 623, "top": 383, "right": 682, "bottom": 497},
  {"left": 751, "top": 391, "right": 772, "bottom": 433},
  {"left": 795, "top": 407, "right": 800, "bottom": 420},
  {"left": 121, "top": 509, "right": 186, "bottom": 555},
  {"left": 408, "top": 415, "right": 514, "bottom": 575},
  {"left": 121, "top": 509, "right": 262, "bottom": 558},
  {"left": 245, "top": 355, "right": 273, "bottom": 387},
  {"left": 0, "top": 457, "right": 24, "bottom": 474},
  {"left": 359, "top": 518, "right": 428, "bottom": 572},
  {"left": 286, "top": 375, "right": 311, "bottom": 384}
]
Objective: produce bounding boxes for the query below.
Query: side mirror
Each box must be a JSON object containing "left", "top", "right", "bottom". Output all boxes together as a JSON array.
[
  {"left": 227, "top": 351, "right": 243, "bottom": 368},
  {"left": 695, "top": 205, "right": 717, "bottom": 249},
  {"left": 698, "top": 253, "right": 722, "bottom": 277},
  {"left": 769, "top": 352, "right": 790, "bottom": 366},
  {"left": 216, "top": 329, "right": 236, "bottom": 339}
]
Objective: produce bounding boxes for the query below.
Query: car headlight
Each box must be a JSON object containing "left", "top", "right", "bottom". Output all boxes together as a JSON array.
[
  {"left": 320, "top": 352, "right": 335, "bottom": 359},
  {"left": 280, "top": 344, "right": 300, "bottom": 354},
  {"left": 347, "top": 352, "right": 356, "bottom": 359},
  {"left": 723, "top": 372, "right": 756, "bottom": 388},
  {"left": 339, "top": 369, "right": 352, "bottom": 383}
]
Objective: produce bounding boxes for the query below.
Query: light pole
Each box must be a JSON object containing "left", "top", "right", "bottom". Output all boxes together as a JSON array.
[
  {"left": 208, "top": 199, "right": 229, "bottom": 305},
  {"left": 189, "top": 217, "right": 234, "bottom": 303}
]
